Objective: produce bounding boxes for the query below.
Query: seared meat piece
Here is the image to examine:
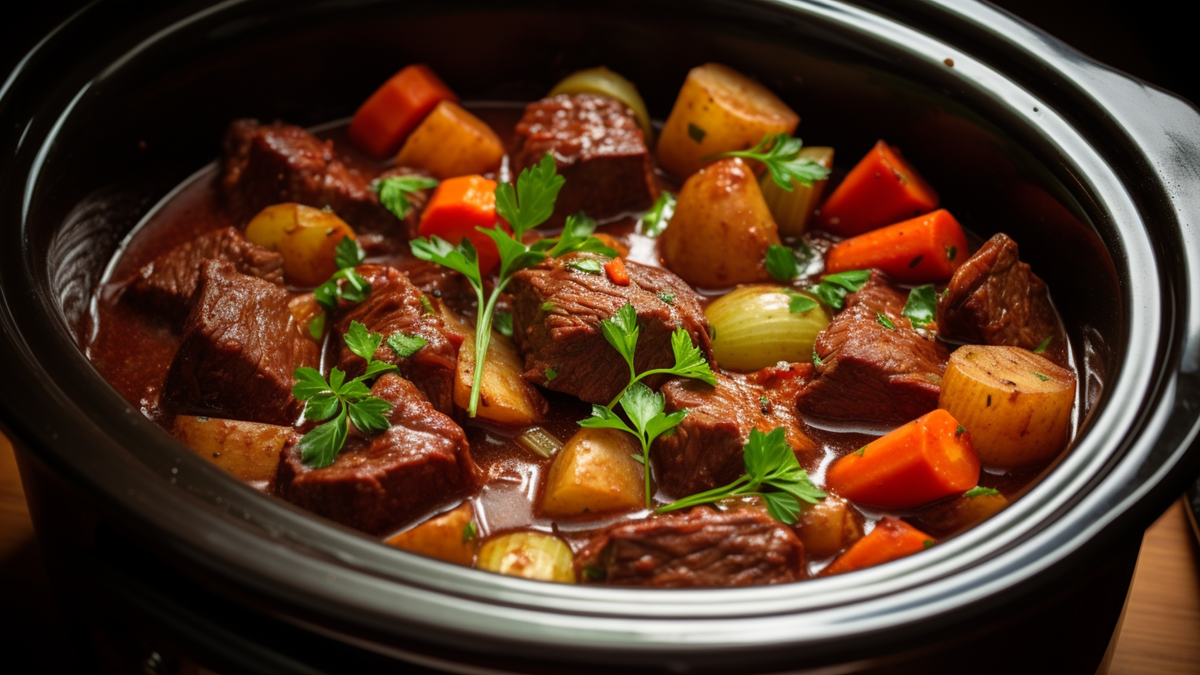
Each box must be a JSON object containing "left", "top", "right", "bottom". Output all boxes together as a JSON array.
[
  {"left": 335, "top": 265, "right": 458, "bottom": 415},
  {"left": 799, "top": 273, "right": 948, "bottom": 426},
  {"left": 509, "top": 252, "right": 712, "bottom": 404},
  {"left": 653, "top": 366, "right": 818, "bottom": 498},
  {"left": 162, "top": 260, "right": 319, "bottom": 425},
  {"left": 130, "top": 227, "right": 284, "bottom": 322},
  {"left": 938, "top": 233, "right": 1069, "bottom": 367},
  {"left": 220, "top": 120, "right": 431, "bottom": 245},
  {"left": 275, "top": 374, "right": 478, "bottom": 535},
  {"left": 576, "top": 508, "right": 805, "bottom": 587},
  {"left": 511, "top": 94, "right": 656, "bottom": 224}
]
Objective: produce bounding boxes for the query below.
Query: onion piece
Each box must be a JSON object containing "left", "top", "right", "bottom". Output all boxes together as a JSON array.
[
  {"left": 760, "top": 146, "right": 834, "bottom": 237},
  {"left": 515, "top": 426, "right": 564, "bottom": 459},
  {"left": 550, "top": 66, "right": 652, "bottom": 138},
  {"left": 705, "top": 285, "right": 831, "bottom": 371}
]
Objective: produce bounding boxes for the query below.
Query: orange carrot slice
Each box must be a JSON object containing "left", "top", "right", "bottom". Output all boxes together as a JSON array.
[
  {"left": 825, "top": 409, "right": 980, "bottom": 509},
  {"left": 417, "top": 175, "right": 507, "bottom": 274},
  {"left": 349, "top": 65, "right": 458, "bottom": 159},
  {"left": 604, "top": 257, "right": 630, "bottom": 286},
  {"left": 817, "top": 140, "right": 938, "bottom": 237},
  {"left": 822, "top": 517, "right": 934, "bottom": 576},
  {"left": 825, "top": 209, "right": 969, "bottom": 283}
]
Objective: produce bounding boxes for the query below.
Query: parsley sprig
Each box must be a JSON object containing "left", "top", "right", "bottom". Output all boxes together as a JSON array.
[
  {"left": 638, "top": 192, "right": 676, "bottom": 237},
  {"left": 374, "top": 175, "right": 440, "bottom": 220},
  {"left": 902, "top": 284, "right": 937, "bottom": 329},
  {"left": 292, "top": 321, "right": 399, "bottom": 468},
  {"left": 601, "top": 302, "right": 716, "bottom": 408},
  {"left": 808, "top": 269, "right": 871, "bottom": 311},
  {"left": 409, "top": 155, "right": 615, "bottom": 417},
  {"left": 314, "top": 237, "right": 371, "bottom": 312},
  {"left": 708, "top": 133, "right": 831, "bottom": 191},
  {"left": 579, "top": 382, "right": 687, "bottom": 508},
  {"left": 656, "top": 427, "right": 826, "bottom": 524}
]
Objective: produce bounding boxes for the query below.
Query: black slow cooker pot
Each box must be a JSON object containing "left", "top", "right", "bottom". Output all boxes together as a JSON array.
[{"left": 3, "top": 0, "right": 1200, "bottom": 673}]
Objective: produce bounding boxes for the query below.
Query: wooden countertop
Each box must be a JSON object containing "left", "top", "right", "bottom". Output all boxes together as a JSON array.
[{"left": 2, "top": 433, "right": 1197, "bottom": 672}]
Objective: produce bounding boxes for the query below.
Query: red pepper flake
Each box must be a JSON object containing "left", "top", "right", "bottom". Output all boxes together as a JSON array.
[{"left": 604, "top": 257, "right": 631, "bottom": 286}]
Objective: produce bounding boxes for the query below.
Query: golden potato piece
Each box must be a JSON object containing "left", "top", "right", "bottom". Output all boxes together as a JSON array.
[
  {"left": 793, "top": 496, "right": 864, "bottom": 559},
  {"left": 540, "top": 427, "right": 645, "bottom": 517},
  {"left": 656, "top": 63, "right": 799, "bottom": 178},
  {"left": 244, "top": 203, "right": 356, "bottom": 287},
  {"left": 660, "top": 157, "right": 781, "bottom": 288},
  {"left": 939, "top": 345, "right": 1076, "bottom": 468},
  {"left": 477, "top": 531, "right": 575, "bottom": 583},
  {"left": 172, "top": 416, "right": 295, "bottom": 489},
  {"left": 385, "top": 502, "right": 478, "bottom": 567},
  {"left": 395, "top": 100, "right": 505, "bottom": 179},
  {"left": 760, "top": 146, "right": 833, "bottom": 237},
  {"left": 910, "top": 490, "right": 1009, "bottom": 537},
  {"left": 440, "top": 307, "right": 548, "bottom": 426}
]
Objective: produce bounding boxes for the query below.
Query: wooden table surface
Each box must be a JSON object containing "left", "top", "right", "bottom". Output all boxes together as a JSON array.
[{"left": 1, "top": 432, "right": 1197, "bottom": 672}]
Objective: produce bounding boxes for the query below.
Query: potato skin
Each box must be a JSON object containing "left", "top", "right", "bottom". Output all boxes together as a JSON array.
[
  {"left": 395, "top": 100, "right": 505, "bottom": 179},
  {"left": 385, "top": 502, "right": 478, "bottom": 567},
  {"left": 244, "top": 203, "right": 356, "bottom": 287},
  {"left": 793, "top": 496, "right": 864, "bottom": 559},
  {"left": 172, "top": 416, "right": 295, "bottom": 489},
  {"left": 439, "top": 307, "right": 548, "bottom": 426},
  {"left": 660, "top": 158, "right": 781, "bottom": 288},
  {"left": 540, "top": 427, "right": 645, "bottom": 517},
  {"left": 657, "top": 63, "right": 799, "bottom": 178},
  {"left": 938, "top": 345, "right": 1076, "bottom": 468}
]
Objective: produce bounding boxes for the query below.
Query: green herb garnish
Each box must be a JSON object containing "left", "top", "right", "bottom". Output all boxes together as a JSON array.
[
  {"left": 639, "top": 192, "right": 676, "bottom": 237},
  {"left": 708, "top": 133, "right": 831, "bottom": 191},
  {"left": 945, "top": 244, "right": 958, "bottom": 261},
  {"left": 462, "top": 520, "right": 478, "bottom": 542},
  {"left": 813, "top": 351, "right": 824, "bottom": 367},
  {"left": 292, "top": 321, "right": 399, "bottom": 467},
  {"left": 1034, "top": 336, "right": 1052, "bottom": 354},
  {"left": 877, "top": 312, "right": 895, "bottom": 330},
  {"left": 687, "top": 123, "right": 707, "bottom": 143},
  {"left": 545, "top": 366, "right": 558, "bottom": 382},
  {"left": 386, "top": 332, "right": 427, "bottom": 358},
  {"left": 658, "top": 292, "right": 676, "bottom": 305},
  {"left": 494, "top": 311, "right": 513, "bottom": 338},
  {"left": 410, "top": 155, "right": 614, "bottom": 417},
  {"left": 566, "top": 258, "right": 603, "bottom": 275},
  {"left": 766, "top": 244, "right": 800, "bottom": 281},
  {"left": 785, "top": 290, "right": 818, "bottom": 314},
  {"left": 313, "top": 237, "right": 371, "bottom": 312},
  {"left": 540, "top": 301, "right": 557, "bottom": 312},
  {"left": 602, "top": 303, "right": 716, "bottom": 408},
  {"left": 1033, "top": 371, "right": 1050, "bottom": 381},
  {"left": 580, "top": 382, "right": 688, "bottom": 507},
  {"left": 374, "top": 175, "right": 440, "bottom": 220},
  {"left": 656, "top": 427, "right": 825, "bottom": 523},
  {"left": 807, "top": 269, "right": 871, "bottom": 311},
  {"left": 902, "top": 284, "right": 937, "bottom": 329},
  {"left": 964, "top": 486, "right": 1000, "bottom": 498}
]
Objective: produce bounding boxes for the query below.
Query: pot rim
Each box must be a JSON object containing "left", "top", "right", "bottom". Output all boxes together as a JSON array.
[{"left": 2, "top": 0, "right": 1198, "bottom": 665}]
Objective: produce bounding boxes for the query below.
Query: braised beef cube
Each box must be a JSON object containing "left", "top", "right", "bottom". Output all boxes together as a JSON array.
[
  {"left": 162, "top": 260, "right": 319, "bottom": 425},
  {"left": 130, "top": 227, "right": 284, "bottom": 322},
  {"left": 220, "top": 120, "right": 431, "bottom": 246},
  {"left": 799, "top": 273, "right": 948, "bottom": 426},
  {"left": 511, "top": 94, "right": 656, "bottom": 224},
  {"left": 653, "top": 367, "right": 817, "bottom": 499},
  {"left": 938, "top": 233, "right": 1069, "bottom": 367},
  {"left": 576, "top": 508, "right": 805, "bottom": 587},
  {"left": 275, "top": 374, "right": 479, "bottom": 535},
  {"left": 335, "top": 265, "right": 458, "bottom": 415},
  {"left": 509, "top": 252, "right": 712, "bottom": 405}
]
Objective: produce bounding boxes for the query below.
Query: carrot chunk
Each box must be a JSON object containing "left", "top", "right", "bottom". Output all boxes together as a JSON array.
[
  {"left": 825, "top": 409, "right": 980, "bottom": 509},
  {"left": 349, "top": 65, "right": 458, "bottom": 159},
  {"left": 825, "top": 209, "right": 969, "bottom": 283},
  {"left": 821, "top": 517, "right": 934, "bottom": 576},
  {"left": 417, "top": 175, "right": 507, "bottom": 274},
  {"left": 604, "top": 257, "right": 630, "bottom": 286},
  {"left": 817, "top": 140, "right": 939, "bottom": 237}
]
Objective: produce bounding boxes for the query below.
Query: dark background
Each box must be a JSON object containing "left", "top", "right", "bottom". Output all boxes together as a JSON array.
[{"left": 5, "top": 0, "right": 1198, "bottom": 106}]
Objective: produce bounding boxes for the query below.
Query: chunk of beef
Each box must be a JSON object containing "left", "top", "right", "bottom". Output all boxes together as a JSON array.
[
  {"left": 130, "top": 227, "right": 284, "bottom": 322},
  {"left": 162, "top": 260, "right": 319, "bottom": 425},
  {"left": 511, "top": 94, "right": 656, "bottom": 224},
  {"left": 275, "top": 374, "right": 478, "bottom": 535},
  {"left": 509, "top": 252, "right": 712, "bottom": 404},
  {"left": 653, "top": 366, "right": 818, "bottom": 498},
  {"left": 799, "top": 273, "right": 948, "bottom": 426},
  {"left": 335, "top": 265, "right": 458, "bottom": 415},
  {"left": 220, "top": 120, "right": 431, "bottom": 247},
  {"left": 938, "top": 233, "right": 1069, "bottom": 367},
  {"left": 576, "top": 508, "right": 805, "bottom": 587}
]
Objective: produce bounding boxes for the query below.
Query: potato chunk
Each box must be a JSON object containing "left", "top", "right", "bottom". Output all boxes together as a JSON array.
[
  {"left": 244, "top": 203, "right": 356, "bottom": 287},
  {"left": 477, "top": 531, "right": 575, "bottom": 583},
  {"left": 540, "top": 427, "right": 645, "bottom": 517},
  {"left": 793, "top": 496, "right": 864, "bottom": 559},
  {"left": 660, "top": 157, "right": 781, "bottom": 288},
  {"left": 938, "top": 345, "right": 1076, "bottom": 468},
  {"left": 656, "top": 63, "right": 799, "bottom": 178},
  {"left": 385, "top": 502, "right": 478, "bottom": 567},
  {"left": 910, "top": 490, "right": 1009, "bottom": 537},
  {"left": 395, "top": 100, "right": 505, "bottom": 179},
  {"left": 172, "top": 416, "right": 294, "bottom": 489},
  {"left": 439, "top": 307, "right": 548, "bottom": 425}
]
